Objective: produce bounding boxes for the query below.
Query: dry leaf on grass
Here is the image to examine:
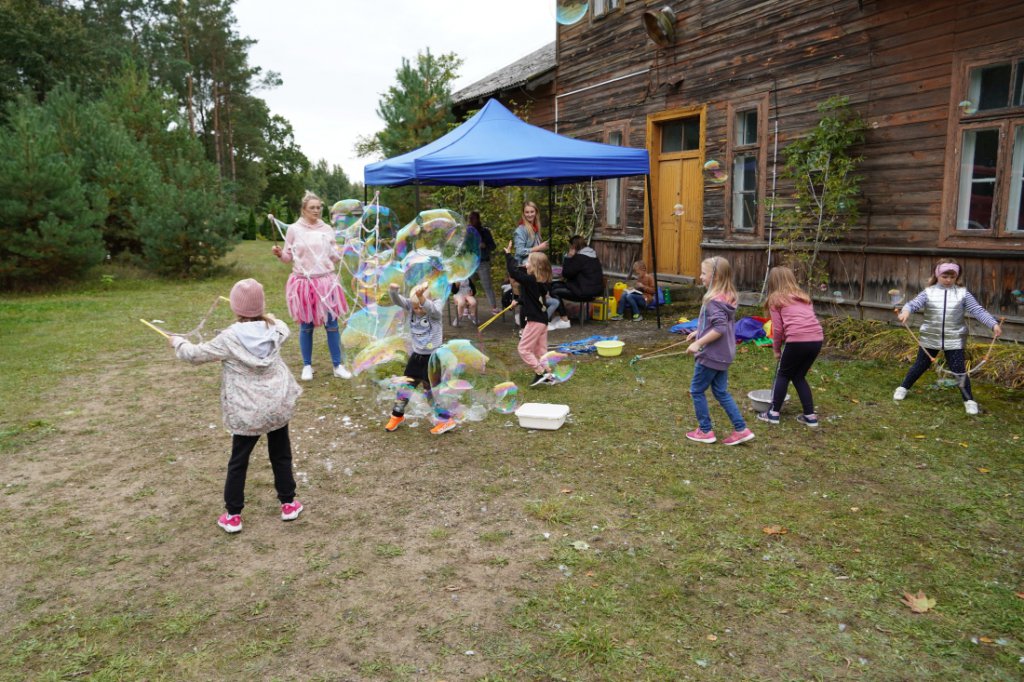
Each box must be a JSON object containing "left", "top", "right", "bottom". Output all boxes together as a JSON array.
[
  {"left": 900, "top": 591, "right": 936, "bottom": 613},
  {"left": 762, "top": 525, "right": 788, "bottom": 535},
  {"left": 559, "top": 487, "right": 573, "bottom": 494},
  {"left": 977, "top": 467, "right": 990, "bottom": 473},
  {"left": 1015, "top": 592, "right": 1024, "bottom": 600}
]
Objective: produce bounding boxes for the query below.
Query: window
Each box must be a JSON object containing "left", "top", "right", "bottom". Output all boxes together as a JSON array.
[
  {"left": 606, "top": 130, "right": 623, "bottom": 227},
  {"left": 592, "top": 0, "right": 621, "bottom": 19},
  {"left": 725, "top": 96, "right": 767, "bottom": 235},
  {"left": 661, "top": 117, "right": 700, "bottom": 153},
  {"left": 947, "top": 56, "right": 1024, "bottom": 238}
]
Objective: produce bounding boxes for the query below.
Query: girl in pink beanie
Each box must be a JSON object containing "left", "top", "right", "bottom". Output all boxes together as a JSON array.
[{"left": 170, "top": 278, "right": 304, "bottom": 533}]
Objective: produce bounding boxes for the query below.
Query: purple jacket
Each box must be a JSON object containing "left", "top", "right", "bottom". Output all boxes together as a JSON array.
[{"left": 696, "top": 297, "right": 737, "bottom": 371}]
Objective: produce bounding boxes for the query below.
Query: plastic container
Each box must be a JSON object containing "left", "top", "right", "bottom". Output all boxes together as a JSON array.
[
  {"left": 514, "top": 402, "right": 570, "bottom": 430},
  {"left": 747, "top": 390, "right": 789, "bottom": 412},
  {"left": 613, "top": 281, "right": 627, "bottom": 302},
  {"left": 590, "top": 298, "right": 609, "bottom": 321},
  {"left": 595, "top": 340, "right": 624, "bottom": 357}
]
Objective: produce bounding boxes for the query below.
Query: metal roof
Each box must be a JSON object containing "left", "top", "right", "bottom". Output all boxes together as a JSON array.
[{"left": 452, "top": 42, "right": 556, "bottom": 103}]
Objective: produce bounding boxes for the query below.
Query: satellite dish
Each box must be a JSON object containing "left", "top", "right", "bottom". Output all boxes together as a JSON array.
[{"left": 642, "top": 6, "right": 676, "bottom": 48}]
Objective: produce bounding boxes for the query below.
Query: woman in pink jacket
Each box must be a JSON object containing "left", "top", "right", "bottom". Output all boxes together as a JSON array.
[{"left": 757, "top": 266, "right": 824, "bottom": 427}]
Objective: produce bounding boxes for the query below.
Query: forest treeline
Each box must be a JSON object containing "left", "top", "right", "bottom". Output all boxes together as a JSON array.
[{"left": 0, "top": 0, "right": 358, "bottom": 286}]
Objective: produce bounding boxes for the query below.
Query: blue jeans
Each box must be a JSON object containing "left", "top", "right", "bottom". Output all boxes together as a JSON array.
[
  {"left": 690, "top": 362, "right": 746, "bottom": 433},
  {"left": 299, "top": 313, "right": 342, "bottom": 366},
  {"left": 618, "top": 292, "right": 646, "bottom": 316}
]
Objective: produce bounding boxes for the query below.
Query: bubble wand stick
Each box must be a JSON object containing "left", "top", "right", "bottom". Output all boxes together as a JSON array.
[
  {"left": 477, "top": 301, "right": 517, "bottom": 332},
  {"left": 139, "top": 318, "right": 170, "bottom": 338}
]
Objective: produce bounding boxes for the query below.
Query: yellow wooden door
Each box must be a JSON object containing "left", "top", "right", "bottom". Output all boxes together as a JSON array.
[
  {"left": 655, "top": 159, "right": 682, "bottom": 275},
  {"left": 678, "top": 156, "right": 703, "bottom": 277},
  {"left": 649, "top": 110, "right": 705, "bottom": 278}
]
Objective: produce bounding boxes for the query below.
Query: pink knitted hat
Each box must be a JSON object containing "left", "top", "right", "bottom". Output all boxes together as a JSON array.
[{"left": 229, "top": 278, "right": 265, "bottom": 318}]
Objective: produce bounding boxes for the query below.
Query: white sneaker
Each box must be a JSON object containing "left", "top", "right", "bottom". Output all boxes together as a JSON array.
[
  {"left": 964, "top": 400, "right": 979, "bottom": 415},
  {"left": 333, "top": 364, "right": 352, "bottom": 379},
  {"left": 893, "top": 386, "right": 907, "bottom": 401},
  {"left": 555, "top": 318, "right": 571, "bottom": 329},
  {"left": 547, "top": 322, "right": 558, "bottom": 331},
  {"left": 300, "top": 365, "right": 313, "bottom": 381}
]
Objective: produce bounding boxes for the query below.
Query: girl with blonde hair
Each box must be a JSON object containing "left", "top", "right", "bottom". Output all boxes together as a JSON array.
[
  {"left": 684, "top": 256, "right": 754, "bottom": 445},
  {"left": 757, "top": 266, "right": 824, "bottom": 427}
]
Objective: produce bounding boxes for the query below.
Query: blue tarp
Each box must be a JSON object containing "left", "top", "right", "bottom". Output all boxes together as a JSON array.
[{"left": 364, "top": 99, "right": 650, "bottom": 187}]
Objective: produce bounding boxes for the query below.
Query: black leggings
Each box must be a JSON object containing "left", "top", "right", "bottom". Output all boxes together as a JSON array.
[
  {"left": 900, "top": 347, "right": 972, "bottom": 400},
  {"left": 772, "top": 341, "right": 822, "bottom": 415},
  {"left": 225, "top": 425, "right": 295, "bottom": 515}
]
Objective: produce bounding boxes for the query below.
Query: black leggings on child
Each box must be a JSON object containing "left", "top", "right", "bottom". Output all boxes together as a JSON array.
[
  {"left": 900, "top": 347, "right": 971, "bottom": 399},
  {"left": 225, "top": 425, "right": 296, "bottom": 515},
  {"left": 772, "top": 341, "right": 822, "bottom": 415}
]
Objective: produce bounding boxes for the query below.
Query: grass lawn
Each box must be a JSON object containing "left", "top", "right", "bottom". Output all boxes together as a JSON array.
[{"left": 1, "top": 240, "right": 1021, "bottom": 681}]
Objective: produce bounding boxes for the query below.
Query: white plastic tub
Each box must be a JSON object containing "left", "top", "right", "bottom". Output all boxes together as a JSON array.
[{"left": 514, "top": 402, "right": 570, "bottom": 430}]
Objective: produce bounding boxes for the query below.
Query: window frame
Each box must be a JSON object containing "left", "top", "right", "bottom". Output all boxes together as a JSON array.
[
  {"left": 724, "top": 94, "right": 769, "bottom": 238},
  {"left": 942, "top": 51, "right": 1024, "bottom": 244},
  {"left": 604, "top": 128, "right": 626, "bottom": 229},
  {"left": 591, "top": 0, "right": 622, "bottom": 20}
]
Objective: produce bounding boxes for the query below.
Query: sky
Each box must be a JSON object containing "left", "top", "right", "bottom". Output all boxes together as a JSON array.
[{"left": 232, "top": 0, "right": 556, "bottom": 184}]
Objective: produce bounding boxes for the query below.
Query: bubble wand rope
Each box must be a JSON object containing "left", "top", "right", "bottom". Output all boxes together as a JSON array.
[
  {"left": 477, "top": 301, "right": 517, "bottom": 332},
  {"left": 142, "top": 295, "right": 232, "bottom": 342},
  {"left": 628, "top": 338, "right": 690, "bottom": 366},
  {"left": 895, "top": 308, "right": 1003, "bottom": 390}
]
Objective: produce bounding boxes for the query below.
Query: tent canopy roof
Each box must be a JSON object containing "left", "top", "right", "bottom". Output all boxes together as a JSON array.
[{"left": 363, "top": 99, "right": 650, "bottom": 187}]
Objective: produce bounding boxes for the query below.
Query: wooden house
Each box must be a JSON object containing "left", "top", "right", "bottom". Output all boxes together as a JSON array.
[{"left": 455, "top": 0, "right": 1024, "bottom": 336}]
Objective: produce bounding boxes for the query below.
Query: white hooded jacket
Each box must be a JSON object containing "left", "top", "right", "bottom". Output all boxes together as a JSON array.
[{"left": 173, "top": 318, "right": 302, "bottom": 436}]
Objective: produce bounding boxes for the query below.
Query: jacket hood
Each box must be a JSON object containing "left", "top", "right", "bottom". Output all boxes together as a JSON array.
[
  {"left": 231, "top": 321, "right": 282, "bottom": 363},
  {"left": 578, "top": 246, "right": 598, "bottom": 258}
]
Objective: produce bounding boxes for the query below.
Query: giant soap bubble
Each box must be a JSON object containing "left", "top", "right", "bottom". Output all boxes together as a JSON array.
[{"left": 557, "top": 0, "right": 589, "bottom": 26}]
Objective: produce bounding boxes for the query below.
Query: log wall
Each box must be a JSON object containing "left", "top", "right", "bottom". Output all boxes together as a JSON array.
[{"left": 552, "top": 0, "right": 1024, "bottom": 329}]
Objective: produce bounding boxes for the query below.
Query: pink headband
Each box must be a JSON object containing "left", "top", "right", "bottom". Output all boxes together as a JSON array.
[{"left": 935, "top": 263, "right": 959, "bottom": 279}]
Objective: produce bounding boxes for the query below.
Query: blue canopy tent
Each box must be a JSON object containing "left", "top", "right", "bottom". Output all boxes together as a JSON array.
[{"left": 363, "top": 98, "right": 663, "bottom": 326}]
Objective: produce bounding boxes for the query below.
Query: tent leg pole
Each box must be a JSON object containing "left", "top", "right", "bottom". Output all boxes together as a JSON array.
[
  {"left": 547, "top": 183, "right": 554, "bottom": 247},
  {"left": 415, "top": 184, "right": 420, "bottom": 213},
  {"left": 646, "top": 175, "right": 661, "bottom": 330}
]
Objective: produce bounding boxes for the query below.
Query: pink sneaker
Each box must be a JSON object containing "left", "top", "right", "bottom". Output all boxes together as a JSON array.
[
  {"left": 685, "top": 428, "right": 716, "bottom": 443},
  {"left": 218, "top": 513, "right": 242, "bottom": 533},
  {"left": 722, "top": 428, "right": 755, "bottom": 446},
  {"left": 281, "top": 501, "right": 304, "bottom": 521}
]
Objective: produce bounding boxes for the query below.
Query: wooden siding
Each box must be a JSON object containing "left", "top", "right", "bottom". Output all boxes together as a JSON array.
[{"left": 550, "top": 0, "right": 1024, "bottom": 327}]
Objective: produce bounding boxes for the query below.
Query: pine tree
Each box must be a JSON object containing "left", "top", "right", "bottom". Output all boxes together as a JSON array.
[{"left": 0, "top": 98, "right": 105, "bottom": 288}]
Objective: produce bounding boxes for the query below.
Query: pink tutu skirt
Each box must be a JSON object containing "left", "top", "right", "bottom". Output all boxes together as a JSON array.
[{"left": 285, "top": 273, "right": 349, "bottom": 325}]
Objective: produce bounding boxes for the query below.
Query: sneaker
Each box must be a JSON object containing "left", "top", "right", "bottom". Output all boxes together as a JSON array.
[
  {"left": 796, "top": 414, "right": 819, "bottom": 427},
  {"left": 547, "top": 322, "right": 559, "bottom": 331},
  {"left": 632, "top": 314, "right": 643, "bottom": 321},
  {"left": 333, "top": 364, "right": 352, "bottom": 379},
  {"left": 530, "top": 373, "right": 550, "bottom": 387},
  {"left": 722, "top": 428, "right": 755, "bottom": 445},
  {"left": 964, "top": 400, "right": 979, "bottom": 415},
  {"left": 609, "top": 315, "right": 624, "bottom": 321},
  {"left": 217, "top": 513, "right": 242, "bottom": 533},
  {"left": 281, "top": 500, "right": 303, "bottom": 521},
  {"left": 893, "top": 386, "right": 907, "bottom": 400},
  {"left": 555, "top": 318, "right": 571, "bottom": 329},
  {"left": 300, "top": 365, "right": 313, "bottom": 381},
  {"left": 384, "top": 414, "right": 405, "bottom": 432},
  {"left": 430, "top": 419, "right": 457, "bottom": 435},
  {"left": 756, "top": 411, "right": 780, "bottom": 424},
  {"left": 542, "top": 372, "right": 559, "bottom": 385},
  {"left": 491, "top": 308, "right": 500, "bottom": 315},
  {"left": 685, "top": 428, "right": 716, "bottom": 443}
]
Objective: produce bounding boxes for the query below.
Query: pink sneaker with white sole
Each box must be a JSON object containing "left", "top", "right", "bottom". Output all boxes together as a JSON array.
[
  {"left": 281, "top": 501, "right": 304, "bottom": 521},
  {"left": 722, "top": 428, "right": 755, "bottom": 445},
  {"left": 218, "top": 513, "right": 242, "bottom": 533},
  {"left": 685, "top": 428, "right": 717, "bottom": 443}
]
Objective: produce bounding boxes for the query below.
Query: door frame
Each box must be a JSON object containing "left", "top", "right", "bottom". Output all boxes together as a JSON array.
[{"left": 645, "top": 105, "right": 707, "bottom": 277}]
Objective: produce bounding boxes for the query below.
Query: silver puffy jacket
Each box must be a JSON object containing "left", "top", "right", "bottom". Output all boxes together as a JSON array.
[{"left": 905, "top": 284, "right": 966, "bottom": 350}]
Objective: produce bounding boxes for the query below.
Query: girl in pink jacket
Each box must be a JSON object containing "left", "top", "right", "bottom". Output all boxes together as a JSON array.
[{"left": 757, "top": 267, "right": 824, "bottom": 427}]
